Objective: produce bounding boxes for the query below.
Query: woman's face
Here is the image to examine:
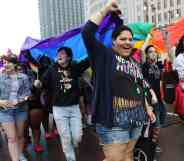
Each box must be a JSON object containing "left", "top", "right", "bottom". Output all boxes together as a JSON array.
[
  {"left": 147, "top": 47, "right": 157, "bottom": 62},
  {"left": 4, "top": 61, "right": 16, "bottom": 74},
  {"left": 57, "top": 50, "right": 71, "bottom": 67},
  {"left": 113, "top": 30, "right": 133, "bottom": 58}
]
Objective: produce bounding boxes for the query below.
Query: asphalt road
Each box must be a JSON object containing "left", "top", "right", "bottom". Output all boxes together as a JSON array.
[{"left": 0, "top": 113, "right": 184, "bottom": 161}]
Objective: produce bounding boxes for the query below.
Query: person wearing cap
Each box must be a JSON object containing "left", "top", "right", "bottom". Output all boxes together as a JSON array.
[
  {"left": 81, "top": 1, "right": 156, "bottom": 161},
  {"left": 0, "top": 55, "right": 31, "bottom": 161},
  {"left": 40, "top": 47, "right": 89, "bottom": 161}
]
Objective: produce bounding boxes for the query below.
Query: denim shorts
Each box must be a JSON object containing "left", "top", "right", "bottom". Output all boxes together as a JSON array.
[
  {"left": 0, "top": 107, "right": 27, "bottom": 123},
  {"left": 152, "top": 103, "right": 166, "bottom": 128},
  {"left": 96, "top": 124, "right": 143, "bottom": 145}
]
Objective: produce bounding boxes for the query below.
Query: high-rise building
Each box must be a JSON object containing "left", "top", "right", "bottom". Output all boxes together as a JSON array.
[
  {"left": 84, "top": 0, "right": 145, "bottom": 24},
  {"left": 144, "top": 0, "right": 184, "bottom": 27},
  {"left": 38, "top": 0, "right": 85, "bottom": 39},
  {"left": 84, "top": 0, "right": 184, "bottom": 26}
]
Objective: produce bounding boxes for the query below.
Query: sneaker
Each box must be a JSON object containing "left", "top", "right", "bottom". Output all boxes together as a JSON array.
[
  {"left": 155, "top": 146, "right": 162, "bottom": 153},
  {"left": 19, "top": 153, "right": 28, "bottom": 161},
  {"left": 34, "top": 144, "right": 44, "bottom": 153}
]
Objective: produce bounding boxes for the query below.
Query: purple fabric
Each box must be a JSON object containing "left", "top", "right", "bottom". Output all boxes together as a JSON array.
[
  {"left": 19, "top": 13, "right": 123, "bottom": 62},
  {"left": 20, "top": 28, "right": 82, "bottom": 54},
  {"left": 20, "top": 37, "right": 40, "bottom": 52},
  {"left": 98, "top": 13, "right": 123, "bottom": 34}
]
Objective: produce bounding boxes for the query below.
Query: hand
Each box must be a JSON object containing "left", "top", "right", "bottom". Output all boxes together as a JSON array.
[
  {"left": 0, "top": 100, "right": 15, "bottom": 109},
  {"left": 34, "top": 79, "right": 42, "bottom": 88},
  {"left": 24, "top": 96, "right": 29, "bottom": 101},
  {"left": 147, "top": 110, "right": 156, "bottom": 123},
  {"left": 102, "top": 0, "right": 122, "bottom": 16},
  {"left": 11, "top": 100, "right": 18, "bottom": 106}
]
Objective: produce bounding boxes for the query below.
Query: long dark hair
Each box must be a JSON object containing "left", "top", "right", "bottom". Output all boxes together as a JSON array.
[{"left": 175, "top": 35, "right": 184, "bottom": 57}]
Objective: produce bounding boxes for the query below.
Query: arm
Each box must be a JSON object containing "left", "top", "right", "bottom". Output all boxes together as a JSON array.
[
  {"left": 150, "top": 88, "right": 158, "bottom": 104},
  {"left": 18, "top": 74, "right": 31, "bottom": 103},
  {"left": 81, "top": 1, "right": 121, "bottom": 64},
  {"left": 76, "top": 58, "right": 90, "bottom": 75},
  {"left": 145, "top": 98, "right": 156, "bottom": 123},
  {"left": 0, "top": 100, "right": 15, "bottom": 109},
  {"left": 90, "top": 0, "right": 121, "bottom": 26},
  {"left": 142, "top": 77, "right": 156, "bottom": 122},
  {"left": 142, "top": 78, "right": 158, "bottom": 105}
]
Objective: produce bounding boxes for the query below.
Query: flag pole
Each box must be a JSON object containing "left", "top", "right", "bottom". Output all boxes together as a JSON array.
[{"left": 36, "top": 71, "right": 39, "bottom": 80}]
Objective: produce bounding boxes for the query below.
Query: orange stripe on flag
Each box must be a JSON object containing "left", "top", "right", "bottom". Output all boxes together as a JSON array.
[{"left": 28, "top": 62, "right": 38, "bottom": 73}]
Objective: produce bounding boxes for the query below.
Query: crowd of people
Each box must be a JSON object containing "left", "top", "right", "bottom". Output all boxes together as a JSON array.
[{"left": 0, "top": 1, "right": 184, "bottom": 161}]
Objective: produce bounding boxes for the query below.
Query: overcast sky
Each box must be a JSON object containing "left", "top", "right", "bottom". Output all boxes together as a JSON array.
[{"left": 0, "top": 0, "right": 40, "bottom": 53}]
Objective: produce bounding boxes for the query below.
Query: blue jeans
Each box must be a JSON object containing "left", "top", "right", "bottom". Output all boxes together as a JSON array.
[
  {"left": 53, "top": 105, "right": 82, "bottom": 161},
  {"left": 96, "top": 124, "right": 142, "bottom": 145},
  {"left": 0, "top": 107, "right": 27, "bottom": 123}
]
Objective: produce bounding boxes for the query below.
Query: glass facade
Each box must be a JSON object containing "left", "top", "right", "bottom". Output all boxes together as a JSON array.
[{"left": 39, "top": 0, "right": 85, "bottom": 38}]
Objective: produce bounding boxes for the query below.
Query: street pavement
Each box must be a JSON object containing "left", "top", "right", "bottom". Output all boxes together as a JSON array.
[{"left": 0, "top": 113, "right": 184, "bottom": 161}]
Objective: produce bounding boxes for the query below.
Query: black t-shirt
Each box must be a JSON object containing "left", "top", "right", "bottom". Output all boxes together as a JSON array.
[
  {"left": 112, "top": 71, "right": 144, "bottom": 100},
  {"left": 112, "top": 55, "right": 145, "bottom": 104},
  {"left": 162, "top": 70, "right": 179, "bottom": 104},
  {"left": 54, "top": 66, "right": 80, "bottom": 106},
  {"left": 42, "top": 59, "right": 89, "bottom": 108},
  {"left": 142, "top": 62, "right": 161, "bottom": 101}
]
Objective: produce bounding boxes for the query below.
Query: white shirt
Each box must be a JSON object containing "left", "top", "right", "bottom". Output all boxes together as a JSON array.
[{"left": 173, "top": 54, "right": 184, "bottom": 79}]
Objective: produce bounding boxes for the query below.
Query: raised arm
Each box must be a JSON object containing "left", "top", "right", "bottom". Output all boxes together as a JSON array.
[
  {"left": 90, "top": 0, "right": 121, "bottom": 25},
  {"left": 76, "top": 58, "right": 90, "bottom": 75},
  {"left": 81, "top": 0, "right": 121, "bottom": 64}
]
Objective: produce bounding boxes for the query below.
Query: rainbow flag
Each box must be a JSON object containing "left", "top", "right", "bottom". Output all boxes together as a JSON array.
[
  {"left": 20, "top": 13, "right": 123, "bottom": 62},
  {"left": 28, "top": 61, "right": 38, "bottom": 73}
]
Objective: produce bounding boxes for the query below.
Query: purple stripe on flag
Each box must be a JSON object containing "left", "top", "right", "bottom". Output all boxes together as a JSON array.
[{"left": 19, "top": 13, "right": 123, "bottom": 62}]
